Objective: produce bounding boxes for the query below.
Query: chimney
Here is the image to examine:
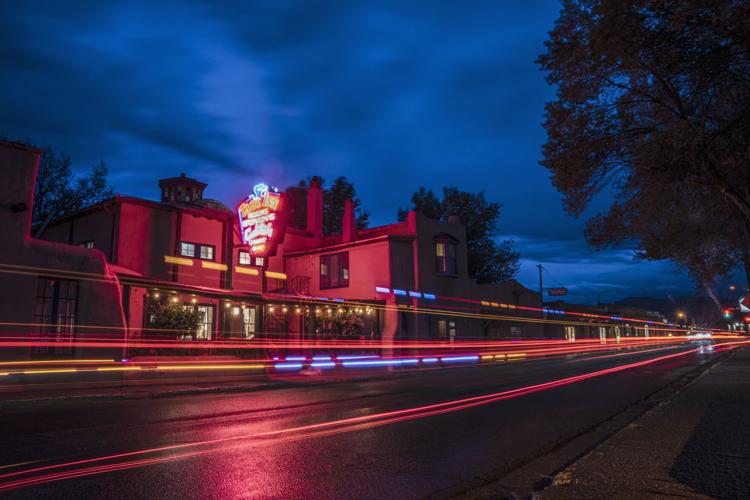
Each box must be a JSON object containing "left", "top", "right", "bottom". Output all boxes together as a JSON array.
[
  {"left": 343, "top": 198, "right": 357, "bottom": 242},
  {"left": 306, "top": 176, "right": 323, "bottom": 239}
]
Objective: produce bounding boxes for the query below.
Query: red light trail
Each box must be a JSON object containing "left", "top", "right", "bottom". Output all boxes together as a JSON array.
[{"left": 1, "top": 340, "right": 747, "bottom": 492}]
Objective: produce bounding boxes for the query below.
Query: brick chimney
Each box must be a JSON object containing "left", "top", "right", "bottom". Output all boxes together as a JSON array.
[
  {"left": 306, "top": 176, "right": 323, "bottom": 239},
  {"left": 343, "top": 198, "right": 357, "bottom": 242}
]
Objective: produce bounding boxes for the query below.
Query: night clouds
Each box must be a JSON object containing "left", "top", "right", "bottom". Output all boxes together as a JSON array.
[{"left": 0, "top": 0, "right": 693, "bottom": 302}]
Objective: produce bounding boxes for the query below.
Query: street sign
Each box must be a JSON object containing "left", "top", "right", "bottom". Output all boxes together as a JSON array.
[
  {"left": 740, "top": 295, "right": 750, "bottom": 312},
  {"left": 548, "top": 287, "right": 568, "bottom": 296}
]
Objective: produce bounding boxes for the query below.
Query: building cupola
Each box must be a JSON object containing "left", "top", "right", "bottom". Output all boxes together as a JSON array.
[{"left": 158, "top": 173, "right": 207, "bottom": 204}]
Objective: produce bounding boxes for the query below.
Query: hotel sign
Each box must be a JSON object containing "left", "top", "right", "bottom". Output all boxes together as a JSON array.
[{"left": 237, "top": 183, "right": 287, "bottom": 258}]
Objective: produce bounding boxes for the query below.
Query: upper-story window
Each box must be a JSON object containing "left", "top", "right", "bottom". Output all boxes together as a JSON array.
[
  {"left": 238, "top": 252, "right": 264, "bottom": 267},
  {"left": 199, "top": 245, "right": 214, "bottom": 260},
  {"left": 238, "top": 250, "right": 252, "bottom": 265},
  {"left": 435, "top": 237, "right": 458, "bottom": 276},
  {"left": 77, "top": 240, "right": 94, "bottom": 249},
  {"left": 320, "top": 252, "right": 349, "bottom": 289},
  {"left": 180, "top": 242, "right": 195, "bottom": 257},
  {"left": 180, "top": 242, "right": 215, "bottom": 261}
]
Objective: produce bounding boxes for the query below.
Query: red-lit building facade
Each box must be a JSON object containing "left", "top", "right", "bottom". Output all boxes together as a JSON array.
[
  {"left": 0, "top": 138, "right": 546, "bottom": 357},
  {"left": 37, "top": 172, "right": 544, "bottom": 345}
]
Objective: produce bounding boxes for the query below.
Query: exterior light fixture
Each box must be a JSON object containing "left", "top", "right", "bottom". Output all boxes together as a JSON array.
[
  {"left": 171, "top": 297, "right": 178, "bottom": 303},
  {"left": 153, "top": 292, "right": 160, "bottom": 299}
]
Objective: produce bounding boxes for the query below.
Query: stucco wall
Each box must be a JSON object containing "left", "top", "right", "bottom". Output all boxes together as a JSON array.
[{"left": 0, "top": 141, "right": 126, "bottom": 359}]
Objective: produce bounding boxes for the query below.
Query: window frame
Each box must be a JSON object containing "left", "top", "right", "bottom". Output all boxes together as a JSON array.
[
  {"left": 180, "top": 242, "right": 195, "bottom": 258},
  {"left": 33, "top": 277, "right": 79, "bottom": 349},
  {"left": 434, "top": 237, "right": 458, "bottom": 276},
  {"left": 238, "top": 250, "right": 252, "bottom": 266},
  {"left": 180, "top": 241, "right": 215, "bottom": 261},
  {"left": 199, "top": 244, "right": 215, "bottom": 261},
  {"left": 320, "top": 252, "right": 350, "bottom": 289}
]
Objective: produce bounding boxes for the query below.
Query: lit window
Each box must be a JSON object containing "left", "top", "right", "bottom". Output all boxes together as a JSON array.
[
  {"left": 255, "top": 257, "right": 264, "bottom": 267},
  {"left": 435, "top": 238, "right": 458, "bottom": 276},
  {"left": 320, "top": 252, "right": 349, "bottom": 289},
  {"left": 180, "top": 242, "right": 195, "bottom": 257},
  {"left": 195, "top": 305, "right": 214, "bottom": 340},
  {"left": 78, "top": 240, "right": 94, "bottom": 249},
  {"left": 199, "top": 245, "right": 214, "bottom": 260},
  {"left": 239, "top": 251, "right": 251, "bottom": 265}
]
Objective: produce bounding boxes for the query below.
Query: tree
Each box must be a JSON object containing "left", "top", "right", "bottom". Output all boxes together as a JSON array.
[
  {"left": 31, "top": 144, "right": 115, "bottom": 233},
  {"left": 538, "top": 0, "right": 750, "bottom": 287},
  {"left": 284, "top": 176, "right": 370, "bottom": 235},
  {"left": 147, "top": 300, "right": 203, "bottom": 339},
  {"left": 398, "top": 186, "right": 520, "bottom": 284}
]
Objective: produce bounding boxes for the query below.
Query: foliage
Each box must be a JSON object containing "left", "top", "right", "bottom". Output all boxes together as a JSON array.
[
  {"left": 538, "top": 0, "right": 750, "bottom": 287},
  {"left": 147, "top": 300, "right": 203, "bottom": 338},
  {"left": 398, "top": 186, "right": 520, "bottom": 283},
  {"left": 31, "top": 144, "right": 115, "bottom": 229},
  {"left": 285, "top": 176, "right": 370, "bottom": 234},
  {"left": 317, "top": 311, "right": 366, "bottom": 339}
]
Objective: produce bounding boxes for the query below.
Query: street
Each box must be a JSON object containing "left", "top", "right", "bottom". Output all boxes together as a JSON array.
[{"left": 0, "top": 341, "right": 732, "bottom": 498}]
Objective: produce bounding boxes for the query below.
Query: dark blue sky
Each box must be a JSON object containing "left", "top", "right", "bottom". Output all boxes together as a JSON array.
[{"left": 1, "top": 0, "right": 693, "bottom": 303}]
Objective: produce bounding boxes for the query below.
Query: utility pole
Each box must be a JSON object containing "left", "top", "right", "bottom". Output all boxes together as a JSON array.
[{"left": 537, "top": 264, "right": 544, "bottom": 319}]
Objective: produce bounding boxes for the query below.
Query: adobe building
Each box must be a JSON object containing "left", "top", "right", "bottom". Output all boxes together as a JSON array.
[
  {"left": 1, "top": 140, "right": 544, "bottom": 357},
  {"left": 0, "top": 141, "right": 125, "bottom": 359},
  {"left": 40, "top": 174, "right": 543, "bottom": 346}
]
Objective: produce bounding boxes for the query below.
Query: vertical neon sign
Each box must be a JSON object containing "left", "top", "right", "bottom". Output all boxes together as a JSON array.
[{"left": 237, "top": 183, "right": 287, "bottom": 258}]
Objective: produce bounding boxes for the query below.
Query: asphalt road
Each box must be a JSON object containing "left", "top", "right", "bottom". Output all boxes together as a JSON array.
[{"left": 0, "top": 342, "right": 728, "bottom": 499}]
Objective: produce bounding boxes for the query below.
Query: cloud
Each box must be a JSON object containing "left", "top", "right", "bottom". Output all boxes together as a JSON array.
[
  {"left": 1, "top": 0, "right": 702, "bottom": 301},
  {"left": 506, "top": 234, "right": 694, "bottom": 303}
]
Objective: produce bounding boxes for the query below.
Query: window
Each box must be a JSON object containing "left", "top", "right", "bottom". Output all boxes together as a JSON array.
[
  {"left": 199, "top": 245, "right": 214, "bottom": 260},
  {"left": 195, "top": 305, "right": 215, "bottom": 340},
  {"left": 238, "top": 251, "right": 251, "bottom": 265},
  {"left": 243, "top": 307, "right": 256, "bottom": 339},
  {"left": 33, "top": 278, "right": 79, "bottom": 352},
  {"left": 565, "top": 326, "right": 576, "bottom": 342},
  {"left": 255, "top": 257, "right": 264, "bottom": 267},
  {"left": 180, "top": 242, "right": 215, "bottom": 260},
  {"left": 438, "top": 319, "right": 456, "bottom": 342},
  {"left": 78, "top": 240, "right": 94, "bottom": 249},
  {"left": 435, "top": 238, "right": 458, "bottom": 275},
  {"left": 320, "top": 252, "right": 349, "bottom": 289},
  {"left": 180, "top": 242, "right": 195, "bottom": 257}
]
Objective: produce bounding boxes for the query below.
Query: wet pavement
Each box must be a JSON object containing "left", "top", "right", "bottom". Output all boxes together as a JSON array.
[
  {"left": 0, "top": 342, "right": 734, "bottom": 499},
  {"left": 540, "top": 345, "right": 750, "bottom": 499}
]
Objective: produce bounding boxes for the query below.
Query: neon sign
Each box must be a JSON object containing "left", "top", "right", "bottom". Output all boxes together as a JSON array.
[{"left": 237, "top": 183, "right": 287, "bottom": 258}]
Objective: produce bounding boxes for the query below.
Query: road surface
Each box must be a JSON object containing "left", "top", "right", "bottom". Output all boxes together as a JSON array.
[{"left": 0, "top": 341, "right": 733, "bottom": 498}]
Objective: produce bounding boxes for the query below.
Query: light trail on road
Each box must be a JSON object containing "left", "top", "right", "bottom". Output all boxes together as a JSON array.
[
  {"left": 2, "top": 340, "right": 747, "bottom": 493},
  {"left": 0, "top": 338, "right": 699, "bottom": 379}
]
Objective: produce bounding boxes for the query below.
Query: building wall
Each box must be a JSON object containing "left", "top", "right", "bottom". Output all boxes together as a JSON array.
[
  {"left": 0, "top": 141, "right": 126, "bottom": 359},
  {"left": 173, "top": 211, "right": 226, "bottom": 288},
  {"left": 117, "top": 201, "right": 176, "bottom": 280}
]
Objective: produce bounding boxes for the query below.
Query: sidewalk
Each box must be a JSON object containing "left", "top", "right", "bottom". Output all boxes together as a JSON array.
[{"left": 541, "top": 346, "right": 750, "bottom": 499}]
